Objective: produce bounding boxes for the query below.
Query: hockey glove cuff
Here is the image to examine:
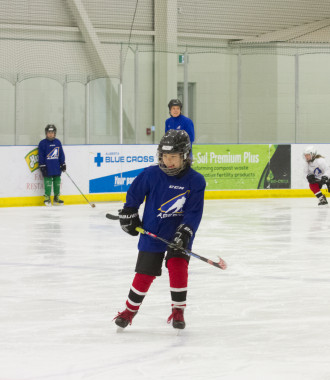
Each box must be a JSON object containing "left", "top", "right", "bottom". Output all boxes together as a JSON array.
[
  {"left": 39, "top": 164, "right": 47, "bottom": 177},
  {"left": 118, "top": 208, "right": 142, "bottom": 236},
  {"left": 61, "top": 163, "right": 66, "bottom": 172},
  {"left": 307, "top": 174, "right": 316, "bottom": 184},
  {"left": 171, "top": 224, "right": 194, "bottom": 251}
]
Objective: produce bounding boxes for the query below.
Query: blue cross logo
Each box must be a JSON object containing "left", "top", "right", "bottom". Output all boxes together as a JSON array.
[{"left": 94, "top": 153, "right": 104, "bottom": 167}]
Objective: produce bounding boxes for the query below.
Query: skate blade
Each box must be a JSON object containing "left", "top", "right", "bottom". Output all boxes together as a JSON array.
[{"left": 116, "top": 326, "right": 125, "bottom": 333}]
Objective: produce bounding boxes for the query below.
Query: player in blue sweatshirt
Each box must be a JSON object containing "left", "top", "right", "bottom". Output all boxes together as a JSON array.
[
  {"left": 38, "top": 124, "right": 66, "bottom": 206},
  {"left": 114, "top": 130, "right": 206, "bottom": 330},
  {"left": 165, "top": 99, "right": 195, "bottom": 145}
]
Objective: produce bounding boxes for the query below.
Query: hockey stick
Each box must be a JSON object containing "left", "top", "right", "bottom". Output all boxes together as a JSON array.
[
  {"left": 105, "top": 213, "right": 226, "bottom": 270},
  {"left": 136, "top": 227, "right": 227, "bottom": 270},
  {"left": 65, "top": 172, "right": 96, "bottom": 208}
]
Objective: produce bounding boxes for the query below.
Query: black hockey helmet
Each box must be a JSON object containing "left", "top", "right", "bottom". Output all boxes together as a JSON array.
[
  {"left": 168, "top": 99, "right": 183, "bottom": 110},
  {"left": 45, "top": 124, "right": 57, "bottom": 135},
  {"left": 158, "top": 130, "right": 191, "bottom": 176}
]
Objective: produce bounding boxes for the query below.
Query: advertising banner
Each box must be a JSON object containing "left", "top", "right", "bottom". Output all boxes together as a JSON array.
[
  {"left": 25, "top": 148, "right": 39, "bottom": 173},
  {"left": 0, "top": 146, "right": 44, "bottom": 198},
  {"left": 2, "top": 142, "right": 319, "bottom": 204},
  {"left": 192, "top": 144, "right": 291, "bottom": 190},
  {"left": 88, "top": 145, "right": 158, "bottom": 193},
  {"left": 257, "top": 145, "right": 291, "bottom": 189},
  {"left": 0, "top": 145, "right": 158, "bottom": 199}
]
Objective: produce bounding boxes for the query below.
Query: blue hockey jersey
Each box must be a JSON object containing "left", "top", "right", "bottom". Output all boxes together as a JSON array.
[
  {"left": 38, "top": 138, "right": 65, "bottom": 176},
  {"left": 165, "top": 114, "right": 195, "bottom": 144},
  {"left": 125, "top": 165, "right": 206, "bottom": 252}
]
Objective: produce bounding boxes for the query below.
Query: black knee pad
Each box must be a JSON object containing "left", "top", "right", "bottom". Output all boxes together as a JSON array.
[
  {"left": 135, "top": 251, "right": 165, "bottom": 277},
  {"left": 165, "top": 248, "right": 190, "bottom": 268}
]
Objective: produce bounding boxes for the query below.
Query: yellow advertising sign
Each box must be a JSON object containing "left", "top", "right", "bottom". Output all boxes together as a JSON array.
[{"left": 25, "top": 148, "right": 39, "bottom": 172}]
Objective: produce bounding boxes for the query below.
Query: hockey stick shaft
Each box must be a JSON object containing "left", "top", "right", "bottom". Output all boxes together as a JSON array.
[
  {"left": 65, "top": 172, "right": 95, "bottom": 208},
  {"left": 105, "top": 213, "right": 227, "bottom": 269},
  {"left": 135, "top": 227, "right": 227, "bottom": 270}
]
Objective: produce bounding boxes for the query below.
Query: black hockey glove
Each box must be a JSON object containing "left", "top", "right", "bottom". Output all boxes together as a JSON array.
[
  {"left": 118, "top": 208, "right": 142, "bottom": 236},
  {"left": 321, "top": 175, "right": 328, "bottom": 185},
  {"left": 61, "top": 163, "right": 66, "bottom": 172},
  {"left": 307, "top": 174, "right": 316, "bottom": 184},
  {"left": 39, "top": 164, "right": 47, "bottom": 177},
  {"left": 171, "top": 224, "right": 193, "bottom": 251}
]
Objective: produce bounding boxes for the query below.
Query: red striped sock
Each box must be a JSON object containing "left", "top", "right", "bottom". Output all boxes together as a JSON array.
[
  {"left": 167, "top": 257, "right": 188, "bottom": 309},
  {"left": 125, "top": 273, "right": 155, "bottom": 312}
]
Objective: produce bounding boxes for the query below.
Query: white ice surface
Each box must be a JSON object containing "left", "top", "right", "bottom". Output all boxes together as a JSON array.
[{"left": 1, "top": 198, "right": 330, "bottom": 380}]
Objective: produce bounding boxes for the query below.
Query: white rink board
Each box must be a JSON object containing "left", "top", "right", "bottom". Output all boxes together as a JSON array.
[
  {"left": 291, "top": 144, "right": 330, "bottom": 190},
  {"left": 1, "top": 143, "right": 330, "bottom": 199},
  {"left": 0, "top": 145, "right": 157, "bottom": 198}
]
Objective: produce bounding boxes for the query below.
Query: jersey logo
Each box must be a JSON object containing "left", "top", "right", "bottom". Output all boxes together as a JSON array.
[
  {"left": 47, "top": 147, "right": 59, "bottom": 160},
  {"left": 158, "top": 191, "right": 190, "bottom": 217},
  {"left": 314, "top": 167, "right": 322, "bottom": 175}
]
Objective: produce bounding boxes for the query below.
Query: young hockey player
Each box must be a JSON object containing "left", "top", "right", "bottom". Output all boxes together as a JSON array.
[
  {"left": 303, "top": 146, "right": 330, "bottom": 206},
  {"left": 38, "top": 124, "right": 66, "bottom": 206},
  {"left": 114, "top": 130, "right": 205, "bottom": 330},
  {"left": 165, "top": 99, "right": 195, "bottom": 146}
]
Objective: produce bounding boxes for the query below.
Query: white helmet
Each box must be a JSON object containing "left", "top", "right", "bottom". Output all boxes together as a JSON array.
[{"left": 303, "top": 146, "right": 317, "bottom": 162}]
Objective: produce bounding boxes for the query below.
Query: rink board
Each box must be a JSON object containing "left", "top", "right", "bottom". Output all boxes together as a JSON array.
[{"left": 1, "top": 143, "right": 329, "bottom": 207}]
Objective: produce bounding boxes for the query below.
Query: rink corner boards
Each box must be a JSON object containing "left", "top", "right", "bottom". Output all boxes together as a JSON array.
[{"left": 0, "top": 189, "right": 324, "bottom": 207}]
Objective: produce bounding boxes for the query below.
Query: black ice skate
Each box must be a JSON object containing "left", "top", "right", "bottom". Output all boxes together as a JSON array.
[
  {"left": 114, "top": 309, "right": 137, "bottom": 328},
  {"left": 44, "top": 196, "right": 51, "bottom": 206},
  {"left": 167, "top": 308, "right": 185, "bottom": 329},
  {"left": 53, "top": 196, "right": 64, "bottom": 206},
  {"left": 318, "top": 195, "right": 328, "bottom": 206}
]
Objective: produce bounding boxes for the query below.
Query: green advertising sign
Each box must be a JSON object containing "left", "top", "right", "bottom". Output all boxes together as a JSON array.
[{"left": 192, "top": 145, "right": 290, "bottom": 190}]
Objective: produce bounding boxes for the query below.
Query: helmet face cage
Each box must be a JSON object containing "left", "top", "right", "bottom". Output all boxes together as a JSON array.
[
  {"left": 303, "top": 146, "right": 317, "bottom": 162},
  {"left": 158, "top": 130, "right": 191, "bottom": 176}
]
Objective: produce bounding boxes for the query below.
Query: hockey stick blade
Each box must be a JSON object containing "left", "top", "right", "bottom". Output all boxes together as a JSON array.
[{"left": 106, "top": 213, "right": 119, "bottom": 220}]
